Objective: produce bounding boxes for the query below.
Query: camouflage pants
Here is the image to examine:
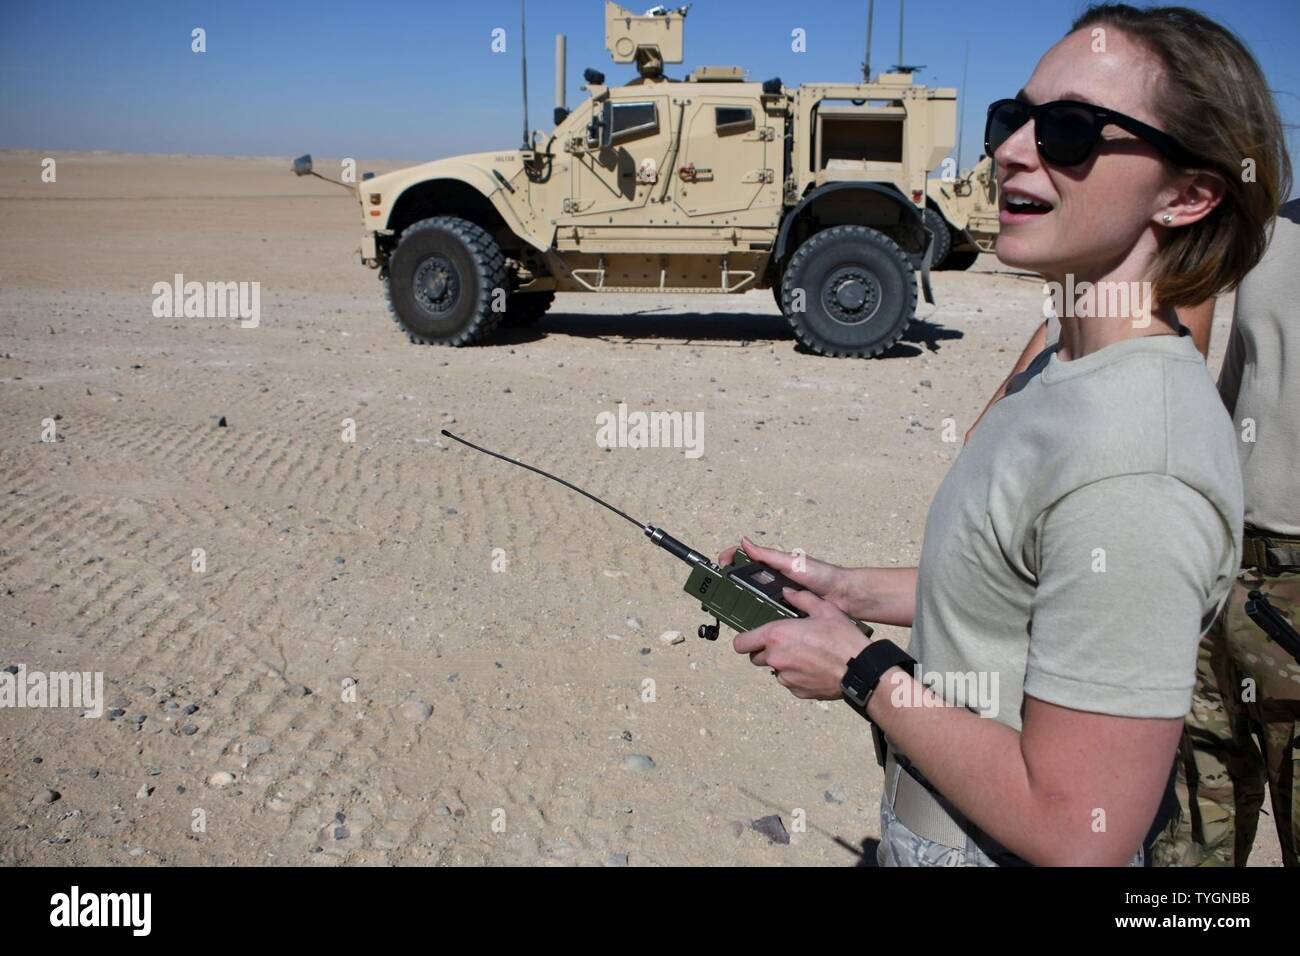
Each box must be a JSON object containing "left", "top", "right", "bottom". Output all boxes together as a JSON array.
[{"left": 1152, "top": 569, "right": 1300, "bottom": 867}]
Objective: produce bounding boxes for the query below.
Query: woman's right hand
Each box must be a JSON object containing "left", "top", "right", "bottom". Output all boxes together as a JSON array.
[{"left": 717, "top": 536, "right": 857, "bottom": 617}]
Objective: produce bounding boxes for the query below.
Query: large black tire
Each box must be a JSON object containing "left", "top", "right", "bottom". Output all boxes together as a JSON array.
[
  {"left": 779, "top": 225, "right": 916, "bottom": 358},
  {"left": 501, "top": 290, "right": 555, "bottom": 327},
  {"left": 922, "top": 207, "right": 952, "bottom": 270},
  {"left": 943, "top": 248, "right": 981, "bottom": 271},
  {"left": 384, "top": 216, "right": 508, "bottom": 346}
]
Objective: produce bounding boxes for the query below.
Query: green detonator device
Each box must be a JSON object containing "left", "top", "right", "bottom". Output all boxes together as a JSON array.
[{"left": 442, "top": 430, "right": 873, "bottom": 642}]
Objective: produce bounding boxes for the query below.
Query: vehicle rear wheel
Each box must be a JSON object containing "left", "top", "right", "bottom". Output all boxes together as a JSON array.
[
  {"left": 943, "top": 248, "right": 981, "bottom": 271},
  {"left": 922, "top": 207, "right": 952, "bottom": 270},
  {"left": 384, "top": 216, "right": 508, "bottom": 346},
  {"left": 501, "top": 291, "right": 555, "bottom": 327},
  {"left": 780, "top": 225, "right": 916, "bottom": 358}
]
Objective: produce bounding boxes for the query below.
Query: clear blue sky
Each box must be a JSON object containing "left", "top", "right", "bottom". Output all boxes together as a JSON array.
[{"left": 2, "top": 0, "right": 1296, "bottom": 181}]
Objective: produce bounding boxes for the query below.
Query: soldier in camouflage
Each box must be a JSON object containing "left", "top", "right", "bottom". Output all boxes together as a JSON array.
[
  {"left": 1153, "top": 200, "right": 1300, "bottom": 868},
  {"left": 1153, "top": 565, "right": 1300, "bottom": 866}
]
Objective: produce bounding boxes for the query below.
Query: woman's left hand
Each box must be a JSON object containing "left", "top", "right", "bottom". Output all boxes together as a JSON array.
[{"left": 733, "top": 587, "right": 872, "bottom": 699}]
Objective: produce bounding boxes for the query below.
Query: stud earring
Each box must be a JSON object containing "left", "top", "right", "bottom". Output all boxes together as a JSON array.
[{"left": 1162, "top": 213, "right": 1174, "bottom": 224}]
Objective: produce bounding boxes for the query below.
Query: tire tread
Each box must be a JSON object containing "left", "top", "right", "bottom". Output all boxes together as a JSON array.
[
  {"left": 383, "top": 215, "right": 508, "bottom": 347},
  {"left": 779, "top": 225, "right": 916, "bottom": 358}
]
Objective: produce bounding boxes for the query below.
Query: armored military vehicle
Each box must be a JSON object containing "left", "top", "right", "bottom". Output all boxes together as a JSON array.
[
  {"left": 301, "top": 3, "right": 957, "bottom": 357},
  {"left": 924, "top": 155, "right": 999, "bottom": 270}
]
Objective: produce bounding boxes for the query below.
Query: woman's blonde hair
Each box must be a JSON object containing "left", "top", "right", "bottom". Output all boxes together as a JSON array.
[{"left": 1070, "top": 4, "right": 1293, "bottom": 306}]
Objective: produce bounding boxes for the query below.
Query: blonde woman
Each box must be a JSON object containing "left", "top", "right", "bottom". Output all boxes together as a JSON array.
[{"left": 724, "top": 4, "right": 1290, "bottom": 866}]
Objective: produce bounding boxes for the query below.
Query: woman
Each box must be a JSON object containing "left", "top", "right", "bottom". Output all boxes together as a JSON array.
[{"left": 725, "top": 3, "right": 1290, "bottom": 866}]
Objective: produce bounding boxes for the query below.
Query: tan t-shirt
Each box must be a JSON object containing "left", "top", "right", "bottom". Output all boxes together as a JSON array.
[
  {"left": 912, "top": 333, "right": 1242, "bottom": 730},
  {"left": 1217, "top": 200, "right": 1300, "bottom": 536}
]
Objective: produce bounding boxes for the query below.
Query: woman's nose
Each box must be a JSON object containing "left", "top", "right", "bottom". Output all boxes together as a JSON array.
[{"left": 996, "top": 118, "right": 1040, "bottom": 173}]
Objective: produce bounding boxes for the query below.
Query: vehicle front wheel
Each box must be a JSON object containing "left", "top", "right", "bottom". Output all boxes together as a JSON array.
[
  {"left": 384, "top": 216, "right": 508, "bottom": 346},
  {"left": 779, "top": 225, "right": 916, "bottom": 358},
  {"left": 922, "top": 207, "right": 952, "bottom": 270}
]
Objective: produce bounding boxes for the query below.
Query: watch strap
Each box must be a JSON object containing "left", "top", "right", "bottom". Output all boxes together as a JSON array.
[{"left": 842, "top": 639, "right": 917, "bottom": 716}]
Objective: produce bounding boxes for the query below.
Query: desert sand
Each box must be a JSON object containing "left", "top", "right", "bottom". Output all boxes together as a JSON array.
[{"left": 0, "top": 149, "right": 1280, "bottom": 866}]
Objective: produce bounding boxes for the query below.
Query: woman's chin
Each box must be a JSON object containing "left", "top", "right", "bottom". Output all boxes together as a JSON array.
[{"left": 994, "top": 240, "right": 1055, "bottom": 276}]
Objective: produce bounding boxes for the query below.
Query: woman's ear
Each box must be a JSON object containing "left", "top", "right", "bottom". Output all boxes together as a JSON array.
[{"left": 1158, "top": 169, "right": 1228, "bottom": 228}]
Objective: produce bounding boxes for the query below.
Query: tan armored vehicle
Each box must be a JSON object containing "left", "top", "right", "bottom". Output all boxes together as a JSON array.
[
  {"left": 300, "top": 3, "right": 957, "bottom": 357},
  {"left": 924, "top": 155, "right": 999, "bottom": 270}
]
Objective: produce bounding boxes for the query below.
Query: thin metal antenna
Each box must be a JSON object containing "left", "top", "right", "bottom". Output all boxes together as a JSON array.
[
  {"left": 863, "top": 0, "right": 874, "bottom": 83},
  {"left": 441, "top": 430, "right": 646, "bottom": 530},
  {"left": 897, "top": 0, "right": 904, "bottom": 70},
  {"left": 520, "top": 0, "right": 530, "bottom": 149},
  {"left": 958, "top": 41, "right": 969, "bottom": 170}
]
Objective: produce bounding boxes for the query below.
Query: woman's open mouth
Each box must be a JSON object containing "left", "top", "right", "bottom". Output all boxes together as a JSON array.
[{"left": 1000, "top": 188, "right": 1054, "bottom": 225}]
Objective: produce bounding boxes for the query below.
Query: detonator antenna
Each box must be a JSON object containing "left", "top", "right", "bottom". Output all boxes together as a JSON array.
[
  {"left": 443, "top": 428, "right": 874, "bottom": 643},
  {"left": 441, "top": 428, "right": 718, "bottom": 575},
  {"left": 441, "top": 429, "right": 645, "bottom": 530}
]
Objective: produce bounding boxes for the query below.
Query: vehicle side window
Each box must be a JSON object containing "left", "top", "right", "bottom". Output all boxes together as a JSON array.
[
  {"left": 610, "top": 102, "right": 659, "bottom": 144},
  {"left": 715, "top": 106, "right": 755, "bottom": 135}
]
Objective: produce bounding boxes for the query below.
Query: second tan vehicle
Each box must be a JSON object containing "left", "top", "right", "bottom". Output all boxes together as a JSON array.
[
  {"left": 306, "top": 4, "right": 958, "bottom": 358},
  {"left": 925, "top": 155, "right": 999, "bottom": 270}
]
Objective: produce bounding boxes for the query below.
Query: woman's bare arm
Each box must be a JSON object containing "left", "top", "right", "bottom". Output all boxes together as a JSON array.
[
  {"left": 838, "top": 566, "right": 918, "bottom": 627},
  {"left": 866, "top": 677, "right": 1182, "bottom": 866},
  {"left": 736, "top": 587, "right": 1182, "bottom": 865}
]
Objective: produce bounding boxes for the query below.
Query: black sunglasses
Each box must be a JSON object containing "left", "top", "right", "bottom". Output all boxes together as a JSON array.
[{"left": 985, "top": 97, "right": 1201, "bottom": 169}]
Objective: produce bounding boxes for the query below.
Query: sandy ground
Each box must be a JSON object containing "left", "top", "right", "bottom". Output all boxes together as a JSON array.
[{"left": 0, "top": 149, "right": 1282, "bottom": 866}]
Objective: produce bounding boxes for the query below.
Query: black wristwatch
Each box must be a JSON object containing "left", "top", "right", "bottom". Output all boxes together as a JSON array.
[{"left": 840, "top": 639, "right": 918, "bottom": 719}]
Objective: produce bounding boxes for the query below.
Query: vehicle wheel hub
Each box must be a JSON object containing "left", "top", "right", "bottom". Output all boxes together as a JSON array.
[
  {"left": 824, "top": 268, "right": 880, "bottom": 325},
  {"left": 413, "top": 255, "right": 459, "bottom": 314}
]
